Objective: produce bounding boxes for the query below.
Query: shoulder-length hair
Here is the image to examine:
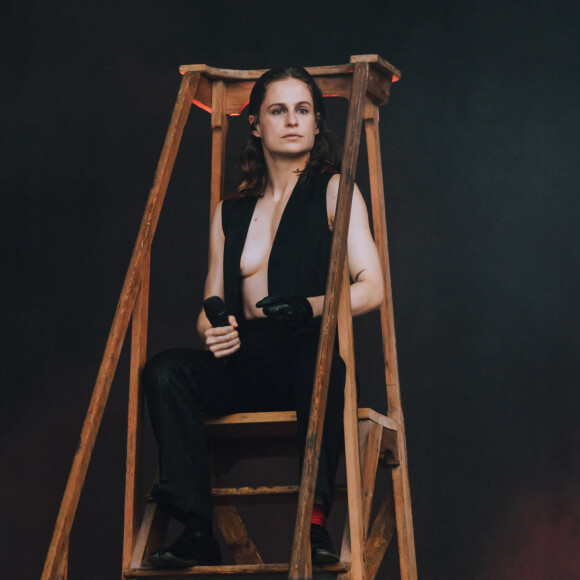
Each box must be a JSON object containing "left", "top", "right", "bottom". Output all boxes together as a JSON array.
[{"left": 236, "top": 66, "right": 342, "bottom": 197}]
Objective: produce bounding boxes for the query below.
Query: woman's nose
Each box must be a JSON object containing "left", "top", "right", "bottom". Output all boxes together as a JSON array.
[{"left": 286, "top": 111, "right": 298, "bottom": 126}]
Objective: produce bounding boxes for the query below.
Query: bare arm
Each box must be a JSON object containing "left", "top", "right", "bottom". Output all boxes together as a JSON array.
[
  {"left": 307, "top": 175, "right": 383, "bottom": 317},
  {"left": 196, "top": 202, "right": 241, "bottom": 358}
]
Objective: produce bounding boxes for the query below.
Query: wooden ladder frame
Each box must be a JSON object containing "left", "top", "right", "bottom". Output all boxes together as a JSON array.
[{"left": 41, "top": 54, "right": 416, "bottom": 580}]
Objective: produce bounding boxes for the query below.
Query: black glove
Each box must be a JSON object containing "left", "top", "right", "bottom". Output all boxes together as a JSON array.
[{"left": 256, "top": 295, "right": 313, "bottom": 332}]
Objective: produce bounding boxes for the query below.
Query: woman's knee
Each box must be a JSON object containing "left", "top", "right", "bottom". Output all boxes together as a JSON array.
[{"left": 142, "top": 349, "right": 190, "bottom": 397}]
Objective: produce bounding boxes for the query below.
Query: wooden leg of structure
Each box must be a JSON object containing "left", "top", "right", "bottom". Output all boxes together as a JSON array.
[
  {"left": 210, "top": 79, "right": 228, "bottom": 219},
  {"left": 359, "top": 422, "right": 384, "bottom": 534},
  {"left": 41, "top": 72, "right": 199, "bottom": 580},
  {"left": 128, "top": 501, "right": 169, "bottom": 569},
  {"left": 338, "top": 265, "right": 365, "bottom": 580},
  {"left": 364, "top": 95, "right": 418, "bottom": 580},
  {"left": 391, "top": 441, "right": 418, "bottom": 580},
  {"left": 123, "top": 259, "right": 150, "bottom": 570},
  {"left": 56, "top": 537, "right": 68, "bottom": 579},
  {"left": 214, "top": 505, "right": 263, "bottom": 565},
  {"left": 364, "top": 478, "right": 396, "bottom": 580},
  {"left": 289, "top": 59, "right": 370, "bottom": 580}
]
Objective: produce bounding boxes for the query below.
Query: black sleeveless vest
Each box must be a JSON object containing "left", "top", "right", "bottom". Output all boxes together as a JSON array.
[{"left": 221, "top": 171, "right": 335, "bottom": 317}]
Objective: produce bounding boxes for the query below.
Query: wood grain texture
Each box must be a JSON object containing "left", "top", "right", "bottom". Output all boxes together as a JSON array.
[
  {"left": 289, "top": 61, "right": 370, "bottom": 580},
  {"left": 363, "top": 101, "right": 417, "bottom": 580},
  {"left": 124, "top": 562, "right": 349, "bottom": 578},
  {"left": 337, "top": 264, "right": 365, "bottom": 580},
  {"left": 363, "top": 100, "right": 401, "bottom": 414},
  {"left": 364, "top": 481, "right": 396, "bottom": 580},
  {"left": 41, "top": 72, "right": 199, "bottom": 580},
  {"left": 56, "top": 537, "right": 68, "bottom": 579},
  {"left": 178, "top": 63, "right": 353, "bottom": 80},
  {"left": 214, "top": 505, "right": 263, "bottom": 565},
  {"left": 124, "top": 256, "right": 150, "bottom": 570},
  {"left": 129, "top": 501, "right": 169, "bottom": 569},
  {"left": 210, "top": 80, "right": 228, "bottom": 219},
  {"left": 349, "top": 55, "right": 401, "bottom": 82},
  {"left": 211, "top": 485, "right": 348, "bottom": 505},
  {"left": 359, "top": 423, "right": 383, "bottom": 533}
]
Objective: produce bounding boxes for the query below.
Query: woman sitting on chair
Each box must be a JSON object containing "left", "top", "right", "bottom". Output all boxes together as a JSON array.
[{"left": 143, "top": 65, "right": 384, "bottom": 569}]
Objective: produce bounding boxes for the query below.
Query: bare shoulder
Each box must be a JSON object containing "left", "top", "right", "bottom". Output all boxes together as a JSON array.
[{"left": 325, "top": 174, "right": 367, "bottom": 228}]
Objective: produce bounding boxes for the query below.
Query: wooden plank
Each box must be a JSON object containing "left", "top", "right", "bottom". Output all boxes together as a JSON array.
[
  {"left": 359, "top": 423, "right": 383, "bottom": 533},
  {"left": 130, "top": 501, "right": 170, "bottom": 569},
  {"left": 124, "top": 255, "right": 151, "bottom": 570},
  {"left": 204, "top": 411, "right": 298, "bottom": 438},
  {"left": 339, "top": 421, "right": 384, "bottom": 578},
  {"left": 41, "top": 71, "right": 199, "bottom": 580},
  {"left": 204, "top": 409, "right": 398, "bottom": 432},
  {"left": 124, "top": 562, "right": 349, "bottom": 578},
  {"left": 379, "top": 427, "right": 400, "bottom": 467},
  {"left": 365, "top": 70, "right": 393, "bottom": 106},
  {"left": 214, "top": 505, "right": 263, "bottom": 565},
  {"left": 356, "top": 408, "right": 399, "bottom": 431},
  {"left": 56, "top": 536, "right": 68, "bottom": 579},
  {"left": 178, "top": 63, "right": 354, "bottom": 80},
  {"left": 364, "top": 481, "right": 396, "bottom": 580},
  {"left": 316, "top": 78, "right": 352, "bottom": 102},
  {"left": 210, "top": 80, "right": 228, "bottom": 219},
  {"left": 211, "top": 486, "right": 348, "bottom": 505},
  {"left": 289, "top": 61, "right": 370, "bottom": 580},
  {"left": 363, "top": 100, "right": 401, "bottom": 418},
  {"left": 192, "top": 76, "right": 212, "bottom": 114},
  {"left": 391, "top": 457, "right": 417, "bottom": 580},
  {"left": 337, "top": 264, "right": 365, "bottom": 580},
  {"left": 349, "top": 54, "right": 401, "bottom": 82},
  {"left": 363, "top": 100, "right": 417, "bottom": 580}
]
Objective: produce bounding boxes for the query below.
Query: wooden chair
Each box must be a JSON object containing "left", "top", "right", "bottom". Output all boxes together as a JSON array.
[{"left": 41, "top": 55, "right": 417, "bottom": 580}]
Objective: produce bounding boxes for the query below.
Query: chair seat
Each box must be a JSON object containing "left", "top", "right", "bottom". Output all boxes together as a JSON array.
[
  {"left": 203, "top": 408, "right": 399, "bottom": 437},
  {"left": 204, "top": 408, "right": 401, "bottom": 473}
]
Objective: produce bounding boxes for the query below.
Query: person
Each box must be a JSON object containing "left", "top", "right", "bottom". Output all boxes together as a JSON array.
[{"left": 143, "top": 66, "right": 384, "bottom": 569}]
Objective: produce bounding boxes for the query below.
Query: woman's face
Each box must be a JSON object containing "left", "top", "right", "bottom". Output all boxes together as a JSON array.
[{"left": 250, "top": 77, "right": 319, "bottom": 159}]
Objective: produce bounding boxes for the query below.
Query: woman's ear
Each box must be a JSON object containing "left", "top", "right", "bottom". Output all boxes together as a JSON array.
[
  {"left": 249, "top": 115, "right": 260, "bottom": 137},
  {"left": 315, "top": 113, "right": 320, "bottom": 135}
]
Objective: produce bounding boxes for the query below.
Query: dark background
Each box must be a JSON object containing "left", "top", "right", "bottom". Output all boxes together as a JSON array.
[{"left": 2, "top": 1, "right": 579, "bottom": 579}]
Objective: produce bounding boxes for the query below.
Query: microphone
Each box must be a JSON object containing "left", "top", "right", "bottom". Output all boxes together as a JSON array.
[
  {"left": 203, "top": 296, "right": 236, "bottom": 364},
  {"left": 203, "top": 296, "right": 230, "bottom": 327}
]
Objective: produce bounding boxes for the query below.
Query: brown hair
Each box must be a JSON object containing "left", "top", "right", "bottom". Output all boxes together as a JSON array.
[{"left": 237, "top": 66, "right": 342, "bottom": 197}]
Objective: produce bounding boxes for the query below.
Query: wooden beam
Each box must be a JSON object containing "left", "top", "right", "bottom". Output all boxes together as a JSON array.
[
  {"left": 129, "top": 501, "right": 170, "bottom": 569},
  {"left": 41, "top": 71, "right": 199, "bottom": 580},
  {"left": 124, "top": 562, "right": 349, "bottom": 578},
  {"left": 210, "top": 80, "right": 228, "bottom": 219},
  {"left": 363, "top": 100, "right": 401, "bottom": 418},
  {"left": 214, "top": 505, "right": 263, "bottom": 565},
  {"left": 289, "top": 61, "right": 370, "bottom": 580},
  {"left": 211, "top": 485, "right": 348, "bottom": 505},
  {"left": 123, "top": 254, "right": 150, "bottom": 570},
  {"left": 363, "top": 99, "right": 417, "bottom": 580},
  {"left": 337, "top": 263, "right": 365, "bottom": 580},
  {"left": 364, "top": 481, "right": 396, "bottom": 580}
]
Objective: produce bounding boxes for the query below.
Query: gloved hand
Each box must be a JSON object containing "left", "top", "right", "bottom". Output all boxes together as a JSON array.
[{"left": 256, "top": 295, "right": 313, "bottom": 332}]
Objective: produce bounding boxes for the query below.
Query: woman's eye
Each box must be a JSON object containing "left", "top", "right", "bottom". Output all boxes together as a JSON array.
[
  {"left": 298, "top": 108, "right": 309, "bottom": 114},
  {"left": 272, "top": 108, "right": 285, "bottom": 115}
]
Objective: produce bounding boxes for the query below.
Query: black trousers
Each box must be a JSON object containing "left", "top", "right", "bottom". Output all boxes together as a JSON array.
[{"left": 143, "top": 319, "right": 346, "bottom": 524}]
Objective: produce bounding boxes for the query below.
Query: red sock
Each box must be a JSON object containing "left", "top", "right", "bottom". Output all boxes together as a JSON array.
[{"left": 311, "top": 503, "right": 327, "bottom": 528}]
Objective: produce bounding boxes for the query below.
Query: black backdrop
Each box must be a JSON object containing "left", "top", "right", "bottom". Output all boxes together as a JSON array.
[{"left": 2, "top": 1, "right": 580, "bottom": 579}]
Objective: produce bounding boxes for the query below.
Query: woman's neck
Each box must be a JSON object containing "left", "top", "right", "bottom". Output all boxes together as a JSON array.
[{"left": 263, "top": 152, "right": 310, "bottom": 201}]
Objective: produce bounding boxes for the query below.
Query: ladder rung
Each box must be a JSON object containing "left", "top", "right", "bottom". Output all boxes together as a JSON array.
[
  {"left": 211, "top": 486, "right": 348, "bottom": 505},
  {"left": 123, "top": 562, "right": 349, "bottom": 578}
]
